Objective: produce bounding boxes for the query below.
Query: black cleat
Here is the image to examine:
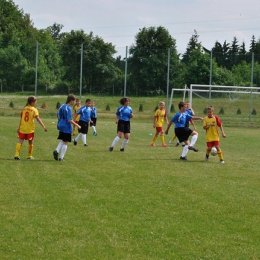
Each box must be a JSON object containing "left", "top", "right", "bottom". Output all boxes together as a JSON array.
[
  {"left": 180, "top": 156, "right": 187, "bottom": 160},
  {"left": 53, "top": 150, "right": 58, "bottom": 161},
  {"left": 120, "top": 148, "right": 124, "bottom": 152},
  {"left": 109, "top": 147, "right": 113, "bottom": 152},
  {"left": 188, "top": 146, "right": 198, "bottom": 152}
]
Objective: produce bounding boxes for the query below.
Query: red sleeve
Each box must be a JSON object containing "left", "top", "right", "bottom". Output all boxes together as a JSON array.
[
  {"left": 215, "top": 115, "right": 222, "bottom": 127},
  {"left": 164, "top": 109, "right": 167, "bottom": 118}
]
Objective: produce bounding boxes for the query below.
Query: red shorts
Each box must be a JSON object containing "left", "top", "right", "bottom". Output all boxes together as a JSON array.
[
  {"left": 156, "top": 127, "right": 163, "bottom": 132},
  {"left": 18, "top": 132, "right": 34, "bottom": 141},
  {"left": 207, "top": 141, "right": 220, "bottom": 147}
]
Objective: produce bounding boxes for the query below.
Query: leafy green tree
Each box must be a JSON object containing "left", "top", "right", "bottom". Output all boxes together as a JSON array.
[
  {"left": 129, "top": 26, "right": 179, "bottom": 95},
  {"left": 59, "top": 30, "right": 118, "bottom": 94}
]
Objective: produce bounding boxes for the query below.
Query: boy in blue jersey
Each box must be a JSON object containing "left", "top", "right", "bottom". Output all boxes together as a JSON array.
[
  {"left": 90, "top": 101, "right": 98, "bottom": 136},
  {"left": 109, "top": 97, "right": 133, "bottom": 152},
  {"left": 73, "top": 98, "right": 92, "bottom": 146},
  {"left": 165, "top": 101, "right": 203, "bottom": 160},
  {"left": 53, "top": 94, "right": 81, "bottom": 161}
]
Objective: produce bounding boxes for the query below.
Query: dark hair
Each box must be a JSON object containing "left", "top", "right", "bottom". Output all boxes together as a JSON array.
[
  {"left": 27, "top": 96, "right": 37, "bottom": 105},
  {"left": 66, "top": 94, "right": 76, "bottom": 104},
  {"left": 178, "top": 101, "right": 185, "bottom": 109},
  {"left": 85, "top": 98, "right": 91, "bottom": 103},
  {"left": 119, "top": 97, "right": 130, "bottom": 105}
]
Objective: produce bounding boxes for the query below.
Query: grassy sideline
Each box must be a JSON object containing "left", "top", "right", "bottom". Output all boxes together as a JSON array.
[{"left": 0, "top": 94, "right": 260, "bottom": 259}]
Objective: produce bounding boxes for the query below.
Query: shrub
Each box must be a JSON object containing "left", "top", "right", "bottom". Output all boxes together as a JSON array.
[
  {"left": 139, "top": 104, "right": 143, "bottom": 112},
  {"left": 219, "top": 107, "right": 224, "bottom": 115},
  {"left": 236, "top": 108, "right": 241, "bottom": 115},
  {"left": 251, "top": 108, "right": 257, "bottom": 115},
  {"left": 41, "top": 102, "right": 46, "bottom": 109},
  {"left": 106, "top": 104, "right": 110, "bottom": 111},
  {"left": 9, "top": 101, "right": 14, "bottom": 108},
  {"left": 56, "top": 101, "right": 61, "bottom": 109}
]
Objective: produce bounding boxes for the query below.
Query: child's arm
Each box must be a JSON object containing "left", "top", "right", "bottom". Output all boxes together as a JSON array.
[
  {"left": 219, "top": 125, "right": 226, "bottom": 138},
  {"left": 153, "top": 116, "right": 156, "bottom": 128},
  {"left": 68, "top": 119, "right": 81, "bottom": 130},
  {"left": 165, "top": 121, "right": 173, "bottom": 135},
  {"left": 36, "top": 116, "right": 47, "bottom": 132}
]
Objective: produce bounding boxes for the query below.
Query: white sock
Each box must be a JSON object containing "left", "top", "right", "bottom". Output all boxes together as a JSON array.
[
  {"left": 60, "top": 144, "right": 67, "bottom": 159},
  {"left": 75, "top": 133, "right": 82, "bottom": 142},
  {"left": 181, "top": 145, "right": 189, "bottom": 157},
  {"left": 82, "top": 134, "right": 87, "bottom": 145},
  {"left": 121, "top": 139, "right": 129, "bottom": 149},
  {"left": 92, "top": 125, "right": 96, "bottom": 133},
  {"left": 111, "top": 136, "right": 120, "bottom": 148},
  {"left": 55, "top": 141, "right": 63, "bottom": 153},
  {"left": 190, "top": 135, "right": 198, "bottom": 147}
]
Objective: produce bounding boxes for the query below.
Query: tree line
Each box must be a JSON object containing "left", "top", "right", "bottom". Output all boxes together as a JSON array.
[{"left": 1, "top": 0, "right": 260, "bottom": 96}]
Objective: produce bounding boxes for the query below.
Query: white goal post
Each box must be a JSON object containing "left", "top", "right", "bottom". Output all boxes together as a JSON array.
[{"left": 168, "top": 84, "right": 260, "bottom": 120}]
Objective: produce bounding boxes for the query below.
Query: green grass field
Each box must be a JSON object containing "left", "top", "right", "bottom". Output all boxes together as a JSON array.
[{"left": 0, "top": 94, "right": 260, "bottom": 259}]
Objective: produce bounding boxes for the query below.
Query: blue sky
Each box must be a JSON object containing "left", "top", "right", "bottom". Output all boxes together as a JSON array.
[{"left": 13, "top": 0, "right": 260, "bottom": 56}]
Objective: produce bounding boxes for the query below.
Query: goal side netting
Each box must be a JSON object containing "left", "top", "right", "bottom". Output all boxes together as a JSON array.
[{"left": 168, "top": 84, "right": 260, "bottom": 126}]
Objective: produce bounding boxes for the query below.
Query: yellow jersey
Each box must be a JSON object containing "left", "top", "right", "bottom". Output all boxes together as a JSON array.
[
  {"left": 154, "top": 109, "right": 167, "bottom": 127},
  {"left": 19, "top": 106, "right": 39, "bottom": 134},
  {"left": 73, "top": 104, "right": 81, "bottom": 121},
  {"left": 203, "top": 115, "right": 222, "bottom": 142}
]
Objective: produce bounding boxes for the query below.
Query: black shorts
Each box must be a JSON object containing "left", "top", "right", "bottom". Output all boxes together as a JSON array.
[
  {"left": 175, "top": 127, "right": 193, "bottom": 143},
  {"left": 78, "top": 120, "right": 89, "bottom": 134},
  {"left": 117, "top": 120, "right": 130, "bottom": 134},
  {"left": 90, "top": 117, "right": 97, "bottom": 126},
  {"left": 58, "top": 132, "right": 72, "bottom": 142}
]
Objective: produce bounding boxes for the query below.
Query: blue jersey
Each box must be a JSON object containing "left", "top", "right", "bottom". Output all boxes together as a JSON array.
[
  {"left": 116, "top": 106, "right": 133, "bottom": 121},
  {"left": 91, "top": 107, "right": 97, "bottom": 118},
  {"left": 57, "top": 104, "right": 73, "bottom": 134},
  {"left": 171, "top": 111, "right": 193, "bottom": 128},
  {"left": 77, "top": 106, "right": 91, "bottom": 122}
]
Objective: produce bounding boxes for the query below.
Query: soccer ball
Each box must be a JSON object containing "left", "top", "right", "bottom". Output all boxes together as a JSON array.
[{"left": 211, "top": 147, "right": 217, "bottom": 156}]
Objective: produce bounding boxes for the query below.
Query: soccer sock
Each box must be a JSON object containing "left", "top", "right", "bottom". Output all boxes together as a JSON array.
[
  {"left": 206, "top": 149, "right": 210, "bottom": 156},
  {"left": 190, "top": 135, "right": 198, "bottom": 146},
  {"left": 152, "top": 135, "right": 158, "bottom": 143},
  {"left": 160, "top": 134, "right": 165, "bottom": 144},
  {"left": 92, "top": 125, "right": 96, "bottom": 133},
  {"left": 82, "top": 134, "right": 87, "bottom": 145},
  {"left": 15, "top": 143, "right": 22, "bottom": 156},
  {"left": 55, "top": 141, "right": 63, "bottom": 153},
  {"left": 60, "top": 144, "right": 67, "bottom": 159},
  {"left": 27, "top": 144, "right": 34, "bottom": 157},
  {"left": 172, "top": 135, "right": 176, "bottom": 141},
  {"left": 217, "top": 149, "right": 224, "bottom": 160},
  {"left": 181, "top": 145, "right": 189, "bottom": 157},
  {"left": 111, "top": 136, "right": 120, "bottom": 147},
  {"left": 121, "top": 139, "right": 129, "bottom": 149},
  {"left": 75, "top": 133, "right": 82, "bottom": 142}
]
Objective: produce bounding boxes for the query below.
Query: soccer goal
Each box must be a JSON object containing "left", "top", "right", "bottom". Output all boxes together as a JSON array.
[{"left": 168, "top": 84, "right": 260, "bottom": 126}]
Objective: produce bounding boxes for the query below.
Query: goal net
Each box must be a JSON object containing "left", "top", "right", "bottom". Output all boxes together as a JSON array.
[{"left": 168, "top": 84, "right": 260, "bottom": 127}]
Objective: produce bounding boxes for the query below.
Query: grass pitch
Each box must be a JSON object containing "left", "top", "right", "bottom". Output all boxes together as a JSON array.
[{"left": 0, "top": 95, "right": 260, "bottom": 259}]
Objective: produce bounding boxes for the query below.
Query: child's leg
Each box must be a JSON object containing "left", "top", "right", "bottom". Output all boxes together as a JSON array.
[
  {"left": 81, "top": 134, "right": 87, "bottom": 145},
  {"left": 15, "top": 139, "right": 23, "bottom": 157},
  {"left": 160, "top": 131, "right": 165, "bottom": 145},
  {"left": 59, "top": 142, "right": 68, "bottom": 159},
  {"left": 111, "top": 136, "right": 121, "bottom": 148},
  {"left": 27, "top": 140, "right": 34, "bottom": 158}
]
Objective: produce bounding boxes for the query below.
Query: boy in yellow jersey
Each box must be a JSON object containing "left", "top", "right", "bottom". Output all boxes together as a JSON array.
[
  {"left": 14, "top": 96, "right": 47, "bottom": 160},
  {"left": 203, "top": 106, "right": 226, "bottom": 163},
  {"left": 72, "top": 98, "right": 81, "bottom": 135},
  {"left": 151, "top": 101, "right": 169, "bottom": 147}
]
